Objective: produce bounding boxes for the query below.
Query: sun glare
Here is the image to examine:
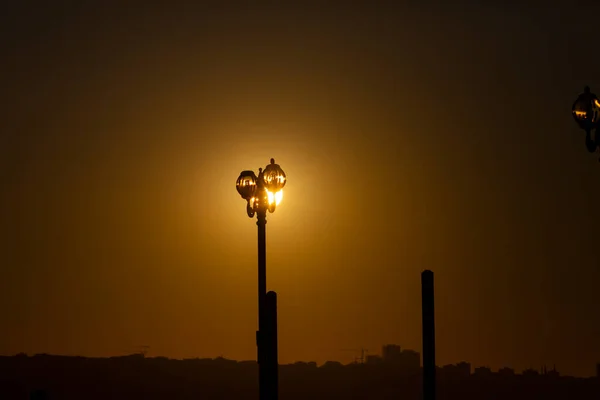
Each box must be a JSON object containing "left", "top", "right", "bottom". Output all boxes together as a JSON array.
[{"left": 267, "top": 190, "right": 284, "bottom": 206}]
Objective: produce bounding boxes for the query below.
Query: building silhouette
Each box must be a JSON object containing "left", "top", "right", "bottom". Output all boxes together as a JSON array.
[
  {"left": 473, "top": 366, "right": 492, "bottom": 377},
  {"left": 366, "top": 354, "right": 383, "bottom": 365},
  {"left": 439, "top": 362, "right": 471, "bottom": 380},
  {"left": 378, "top": 345, "right": 420, "bottom": 373},
  {"left": 542, "top": 365, "right": 559, "bottom": 379},
  {"left": 498, "top": 367, "right": 515, "bottom": 377},
  {"left": 522, "top": 368, "right": 540, "bottom": 377},
  {"left": 382, "top": 344, "right": 401, "bottom": 361},
  {"left": 1, "top": 353, "right": 599, "bottom": 399}
]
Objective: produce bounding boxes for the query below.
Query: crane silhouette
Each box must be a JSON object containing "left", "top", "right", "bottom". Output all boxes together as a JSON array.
[{"left": 340, "top": 348, "right": 369, "bottom": 364}]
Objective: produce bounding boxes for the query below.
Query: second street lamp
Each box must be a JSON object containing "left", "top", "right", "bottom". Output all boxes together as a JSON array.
[
  {"left": 236, "top": 158, "right": 286, "bottom": 400},
  {"left": 572, "top": 85, "right": 600, "bottom": 159}
]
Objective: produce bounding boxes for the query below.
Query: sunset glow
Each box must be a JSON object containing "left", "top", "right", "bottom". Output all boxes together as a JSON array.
[
  {"left": 267, "top": 190, "right": 283, "bottom": 206},
  {"left": 3, "top": 2, "right": 600, "bottom": 379}
]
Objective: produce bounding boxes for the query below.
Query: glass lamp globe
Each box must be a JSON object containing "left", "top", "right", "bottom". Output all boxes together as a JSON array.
[
  {"left": 236, "top": 170, "right": 258, "bottom": 200},
  {"left": 572, "top": 86, "right": 600, "bottom": 131},
  {"left": 262, "top": 158, "right": 286, "bottom": 192}
]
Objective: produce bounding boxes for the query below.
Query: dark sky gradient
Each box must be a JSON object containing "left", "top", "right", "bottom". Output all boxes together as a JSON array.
[{"left": 1, "top": 2, "right": 599, "bottom": 376}]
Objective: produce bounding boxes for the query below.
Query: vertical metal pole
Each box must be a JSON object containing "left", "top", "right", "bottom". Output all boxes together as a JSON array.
[
  {"left": 257, "top": 209, "right": 267, "bottom": 318},
  {"left": 422, "top": 270, "right": 436, "bottom": 400},
  {"left": 266, "top": 291, "right": 279, "bottom": 400},
  {"left": 257, "top": 209, "right": 267, "bottom": 400}
]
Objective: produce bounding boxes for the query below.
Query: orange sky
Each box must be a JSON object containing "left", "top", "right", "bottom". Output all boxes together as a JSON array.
[{"left": 1, "top": 3, "right": 600, "bottom": 377}]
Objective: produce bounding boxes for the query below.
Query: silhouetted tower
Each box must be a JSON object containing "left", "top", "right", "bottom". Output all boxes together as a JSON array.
[
  {"left": 596, "top": 363, "right": 600, "bottom": 379},
  {"left": 421, "top": 270, "right": 436, "bottom": 400}
]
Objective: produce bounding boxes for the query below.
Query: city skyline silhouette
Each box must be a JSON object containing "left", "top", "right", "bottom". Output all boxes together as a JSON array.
[
  {"left": 2, "top": 1, "right": 600, "bottom": 392},
  {"left": 1, "top": 351, "right": 599, "bottom": 400}
]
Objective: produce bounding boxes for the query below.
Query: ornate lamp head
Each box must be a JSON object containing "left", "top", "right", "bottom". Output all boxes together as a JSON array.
[
  {"left": 572, "top": 86, "right": 600, "bottom": 131},
  {"left": 236, "top": 170, "right": 258, "bottom": 200},
  {"left": 262, "top": 158, "right": 286, "bottom": 192}
]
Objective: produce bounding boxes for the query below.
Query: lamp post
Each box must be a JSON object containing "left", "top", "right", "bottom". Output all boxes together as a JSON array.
[
  {"left": 236, "top": 158, "right": 286, "bottom": 400},
  {"left": 572, "top": 86, "right": 600, "bottom": 160},
  {"left": 421, "top": 270, "right": 436, "bottom": 400}
]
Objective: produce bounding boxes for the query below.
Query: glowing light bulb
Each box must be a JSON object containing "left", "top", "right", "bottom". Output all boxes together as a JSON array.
[{"left": 267, "top": 190, "right": 283, "bottom": 206}]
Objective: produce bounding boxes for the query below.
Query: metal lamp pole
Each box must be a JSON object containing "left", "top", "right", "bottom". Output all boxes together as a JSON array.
[
  {"left": 236, "top": 159, "right": 286, "bottom": 400},
  {"left": 256, "top": 172, "right": 268, "bottom": 399}
]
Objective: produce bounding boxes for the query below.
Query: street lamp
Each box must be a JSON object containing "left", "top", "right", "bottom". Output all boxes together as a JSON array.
[
  {"left": 572, "top": 86, "right": 600, "bottom": 159},
  {"left": 236, "top": 158, "right": 286, "bottom": 400}
]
